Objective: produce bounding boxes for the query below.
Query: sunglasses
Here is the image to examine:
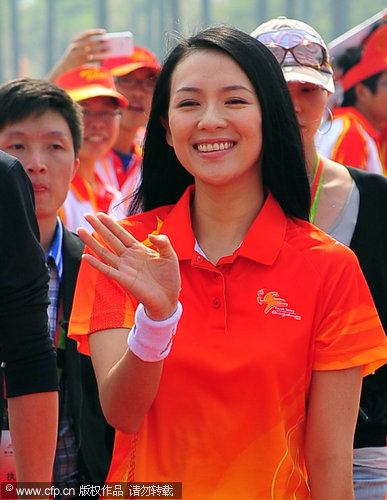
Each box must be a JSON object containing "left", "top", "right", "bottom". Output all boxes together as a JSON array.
[
  {"left": 265, "top": 41, "right": 329, "bottom": 70},
  {"left": 255, "top": 30, "right": 331, "bottom": 73}
]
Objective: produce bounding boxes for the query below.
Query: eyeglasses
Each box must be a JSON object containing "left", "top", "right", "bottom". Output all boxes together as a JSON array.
[
  {"left": 81, "top": 109, "right": 122, "bottom": 121},
  {"left": 263, "top": 41, "right": 329, "bottom": 70},
  {"left": 115, "top": 75, "right": 156, "bottom": 93}
]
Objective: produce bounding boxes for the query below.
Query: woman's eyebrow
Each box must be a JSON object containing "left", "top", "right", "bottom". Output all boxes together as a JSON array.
[{"left": 175, "top": 84, "right": 255, "bottom": 94}]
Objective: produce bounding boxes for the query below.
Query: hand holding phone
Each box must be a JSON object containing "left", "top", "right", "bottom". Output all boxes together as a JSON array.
[
  {"left": 46, "top": 29, "right": 134, "bottom": 82},
  {"left": 93, "top": 32, "right": 134, "bottom": 58}
]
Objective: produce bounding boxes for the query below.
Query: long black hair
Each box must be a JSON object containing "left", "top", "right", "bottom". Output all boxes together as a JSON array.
[{"left": 129, "top": 25, "right": 310, "bottom": 221}]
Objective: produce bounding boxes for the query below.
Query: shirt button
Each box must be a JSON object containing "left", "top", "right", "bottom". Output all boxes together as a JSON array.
[
  {"left": 213, "top": 297, "right": 221, "bottom": 309},
  {"left": 213, "top": 273, "right": 220, "bottom": 280},
  {"left": 197, "top": 255, "right": 203, "bottom": 262}
]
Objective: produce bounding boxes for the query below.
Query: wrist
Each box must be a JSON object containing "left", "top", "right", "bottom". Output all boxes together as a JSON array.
[
  {"left": 128, "top": 301, "right": 183, "bottom": 362},
  {"left": 144, "top": 304, "right": 180, "bottom": 322}
]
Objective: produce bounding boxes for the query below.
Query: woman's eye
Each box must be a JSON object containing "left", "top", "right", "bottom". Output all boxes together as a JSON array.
[
  {"left": 226, "top": 98, "right": 246, "bottom": 104},
  {"left": 301, "top": 86, "right": 316, "bottom": 93},
  {"left": 178, "top": 100, "right": 198, "bottom": 107}
]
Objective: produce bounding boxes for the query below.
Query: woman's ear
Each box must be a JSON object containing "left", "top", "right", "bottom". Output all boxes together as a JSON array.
[{"left": 161, "top": 116, "right": 173, "bottom": 147}]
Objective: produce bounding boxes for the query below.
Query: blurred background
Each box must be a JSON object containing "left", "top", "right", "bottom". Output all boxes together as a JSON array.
[{"left": 0, "top": 0, "right": 386, "bottom": 82}]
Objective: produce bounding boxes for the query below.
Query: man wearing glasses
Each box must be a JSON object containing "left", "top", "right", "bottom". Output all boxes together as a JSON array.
[
  {"left": 100, "top": 47, "right": 161, "bottom": 203},
  {"left": 55, "top": 65, "right": 128, "bottom": 232},
  {"left": 46, "top": 33, "right": 160, "bottom": 206}
]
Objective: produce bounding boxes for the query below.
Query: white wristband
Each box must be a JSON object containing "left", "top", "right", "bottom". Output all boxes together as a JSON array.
[{"left": 127, "top": 302, "right": 183, "bottom": 362}]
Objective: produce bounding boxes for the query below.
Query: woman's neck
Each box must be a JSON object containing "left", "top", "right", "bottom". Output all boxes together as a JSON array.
[
  {"left": 303, "top": 141, "right": 354, "bottom": 231},
  {"left": 304, "top": 143, "right": 319, "bottom": 183},
  {"left": 191, "top": 180, "right": 265, "bottom": 265}
]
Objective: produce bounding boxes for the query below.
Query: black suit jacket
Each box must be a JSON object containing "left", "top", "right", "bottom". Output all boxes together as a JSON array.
[
  {"left": 60, "top": 227, "right": 114, "bottom": 485},
  {"left": 347, "top": 167, "right": 387, "bottom": 448},
  {"left": 0, "top": 152, "right": 56, "bottom": 397}
]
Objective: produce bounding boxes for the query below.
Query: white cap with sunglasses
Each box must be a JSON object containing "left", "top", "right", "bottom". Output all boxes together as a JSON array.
[{"left": 251, "top": 17, "right": 335, "bottom": 93}]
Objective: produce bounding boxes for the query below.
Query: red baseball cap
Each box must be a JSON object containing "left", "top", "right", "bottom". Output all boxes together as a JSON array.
[
  {"left": 102, "top": 46, "right": 161, "bottom": 77},
  {"left": 55, "top": 65, "right": 128, "bottom": 108},
  {"left": 342, "top": 24, "right": 387, "bottom": 91}
]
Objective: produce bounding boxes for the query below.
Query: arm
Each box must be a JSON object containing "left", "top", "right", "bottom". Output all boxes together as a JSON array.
[
  {"left": 0, "top": 155, "right": 58, "bottom": 484},
  {"left": 78, "top": 212, "right": 181, "bottom": 433},
  {"left": 8, "top": 392, "right": 58, "bottom": 483},
  {"left": 305, "top": 367, "right": 363, "bottom": 500},
  {"left": 89, "top": 328, "right": 164, "bottom": 433},
  {"left": 45, "top": 29, "right": 109, "bottom": 82}
]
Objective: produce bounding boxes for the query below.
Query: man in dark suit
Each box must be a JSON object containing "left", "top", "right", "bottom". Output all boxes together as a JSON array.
[{"left": 0, "top": 78, "right": 114, "bottom": 497}]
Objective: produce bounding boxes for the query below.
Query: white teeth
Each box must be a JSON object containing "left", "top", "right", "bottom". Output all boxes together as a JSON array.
[{"left": 197, "top": 142, "right": 233, "bottom": 152}]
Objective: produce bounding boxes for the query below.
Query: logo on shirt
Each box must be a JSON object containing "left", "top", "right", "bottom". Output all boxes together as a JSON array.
[
  {"left": 257, "top": 289, "right": 301, "bottom": 320},
  {"left": 141, "top": 216, "right": 164, "bottom": 247}
]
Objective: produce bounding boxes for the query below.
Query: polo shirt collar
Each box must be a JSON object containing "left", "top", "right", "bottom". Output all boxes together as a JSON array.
[
  {"left": 161, "top": 186, "right": 196, "bottom": 260},
  {"left": 238, "top": 192, "right": 287, "bottom": 265},
  {"left": 161, "top": 185, "right": 287, "bottom": 266}
]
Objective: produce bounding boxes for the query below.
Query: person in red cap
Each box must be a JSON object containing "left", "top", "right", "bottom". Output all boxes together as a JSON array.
[
  {"left": 47, "top": 31, "right": 161, "bottom": 205},
  {"left": 316, "top": 24, "right": 387, "bottom": 175},
  {"left": 99, "top": 47, "right": 161, "bottom": 203},
  {"left": 55, "top": 65, "right": 129, "bottom": 233}
]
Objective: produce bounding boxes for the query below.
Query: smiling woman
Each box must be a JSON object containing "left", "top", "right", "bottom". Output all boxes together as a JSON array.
[
  {"left": 164, "top": 49, "right": 263, "bottom": 200},
  {"left": 68, "top": 25, "right": 387, "bottom": 500}
]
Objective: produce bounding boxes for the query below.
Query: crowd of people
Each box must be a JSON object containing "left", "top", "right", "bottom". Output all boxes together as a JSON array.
[
  {"left": 1, "top": 14, "right": 387, "bottom": 500},
  {"left": 316, "top": 22, "right": 387, "bottom": 175}
]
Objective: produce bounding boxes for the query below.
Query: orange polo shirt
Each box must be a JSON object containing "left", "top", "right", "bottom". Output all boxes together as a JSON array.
[{"left": 69, "top": 186, "right": 387, "bottom": 500}]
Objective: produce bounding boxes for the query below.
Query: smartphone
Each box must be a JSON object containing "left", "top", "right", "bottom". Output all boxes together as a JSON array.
[{"left": 94, "top": 32, "right": 134, "bottom": 58}]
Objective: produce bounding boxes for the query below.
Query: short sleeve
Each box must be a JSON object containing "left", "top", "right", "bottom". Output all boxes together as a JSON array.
[
  {"left": 68, "top": 244, "right": 137, "bottom": 355},
  {"left": 312, "top": 245, "right": 387, "bottom": 377}
]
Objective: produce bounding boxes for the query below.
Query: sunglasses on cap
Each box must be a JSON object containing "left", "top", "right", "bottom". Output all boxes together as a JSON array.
[{"left": 256, "top": 30, "right": 331, "bottom": 73}]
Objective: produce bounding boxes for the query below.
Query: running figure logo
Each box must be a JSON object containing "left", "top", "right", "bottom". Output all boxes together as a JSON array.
[{"left": 257, "top": 288, "right": 301, "bottom": 320}]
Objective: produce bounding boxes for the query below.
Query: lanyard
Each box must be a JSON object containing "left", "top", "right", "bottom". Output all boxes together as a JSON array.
[
  {"left": 71, "top": 173, "right": 99, "bottom": 214},
  {"left": 310, "top": 154, "right": 324, "bottom": 224},
  {"left": 54, "top": 297, "right": 65, "bottom": 382},
  {"left": 71, "top": 171, "right": 114, "bottom": 214}
]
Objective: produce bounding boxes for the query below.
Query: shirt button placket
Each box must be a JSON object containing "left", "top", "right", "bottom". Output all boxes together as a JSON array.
[{"left": 213, "top": 296, "right": 221, "bottom": 309}]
